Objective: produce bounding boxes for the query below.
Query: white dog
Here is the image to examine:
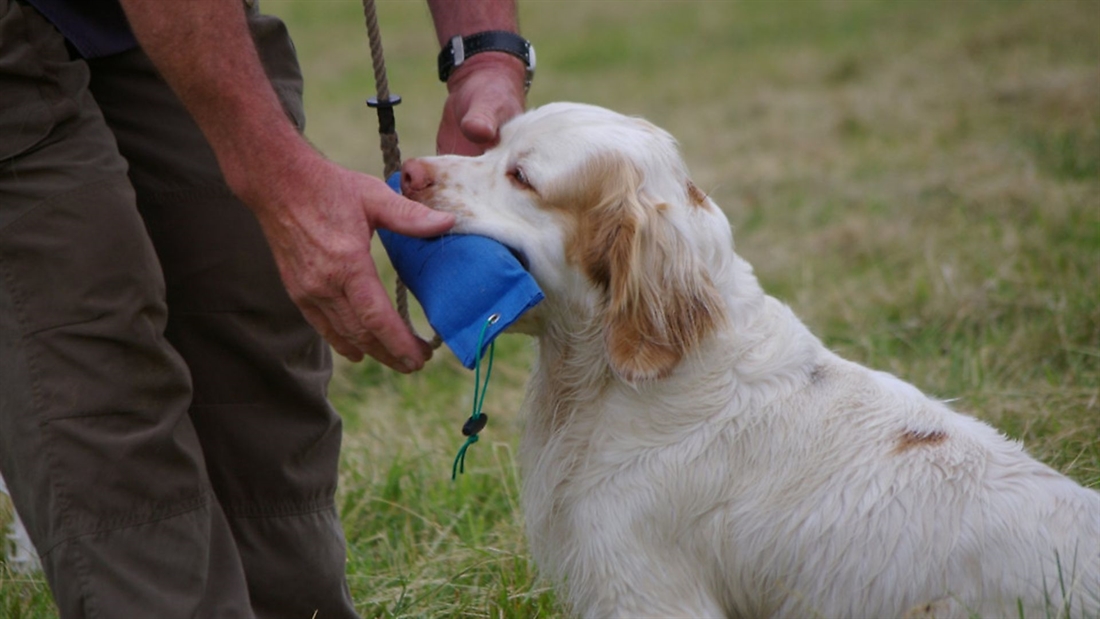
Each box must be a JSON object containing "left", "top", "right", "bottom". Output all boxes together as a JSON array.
[{"left": 401, "top": 102, "right": 1100, "bottom": 618}]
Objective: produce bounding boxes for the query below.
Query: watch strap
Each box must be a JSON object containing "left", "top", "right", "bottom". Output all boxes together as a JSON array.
[{"left": 438, "top": 30, "right": 535, "bottom": 92}]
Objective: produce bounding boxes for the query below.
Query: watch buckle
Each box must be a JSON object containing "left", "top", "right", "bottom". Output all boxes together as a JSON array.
[{"left": 450, "top": 35, "right": 465, "bottom": 67}]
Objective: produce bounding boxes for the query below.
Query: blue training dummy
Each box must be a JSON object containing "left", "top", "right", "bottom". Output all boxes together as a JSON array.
[{"left": 378, "top": 172, "right": 544, "bottom": 369}]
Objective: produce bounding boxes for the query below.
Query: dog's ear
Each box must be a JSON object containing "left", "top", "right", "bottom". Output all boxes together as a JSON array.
[{"left": 576, "top": 157, "right": 724, "bottom": 382}]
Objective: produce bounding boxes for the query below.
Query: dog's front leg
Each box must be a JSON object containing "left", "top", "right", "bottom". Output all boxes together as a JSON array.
[
  {"left": 554, "top": 531, "right": 727, "bottom": 618},
  {"left": 568, "top": 574, "right": 727, "bottom": 619}
]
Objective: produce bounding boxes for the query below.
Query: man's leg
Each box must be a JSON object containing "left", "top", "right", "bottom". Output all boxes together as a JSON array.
[
  {"left": 86, "top": 6, "right": 359, "bottom": 618},
  {"left": 0, "top": 1, "right": 253, "bottom": 616}
]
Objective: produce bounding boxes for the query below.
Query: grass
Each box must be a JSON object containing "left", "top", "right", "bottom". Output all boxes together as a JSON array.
[{"left": 3, "top": 0, "right": 1098, "bottom": 617}]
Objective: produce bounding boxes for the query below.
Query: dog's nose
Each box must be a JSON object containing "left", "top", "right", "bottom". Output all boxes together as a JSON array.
[{"left": 401, "top": 159, "right": 434, "bottom": 196}]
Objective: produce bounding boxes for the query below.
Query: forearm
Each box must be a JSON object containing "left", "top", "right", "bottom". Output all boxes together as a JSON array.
[
  {"left": 426, "top": 0, "right": 518, "bottom": 45},
  {"left": 118, "top": 0, "right": 313, "bottom": 210},
  {"left": 119, "top": 0, "right": 455, "bottom": 370},
  {"left": 426, "top": 0, "right": 527, "bottom": 103}
]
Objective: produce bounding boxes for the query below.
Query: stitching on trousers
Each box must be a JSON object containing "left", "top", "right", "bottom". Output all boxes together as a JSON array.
[
  {"left": 223, "top": 497, "right": 336, "bottom": 520},
  {"left": 0, "top": 229, "right": 89, "bottom": 609},
  {"left": 36, "top": 492, "right": 212, "bottom": 556}
]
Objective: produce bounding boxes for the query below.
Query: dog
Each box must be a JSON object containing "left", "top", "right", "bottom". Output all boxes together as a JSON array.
[{"left": 401, "top": 102, "right": 1100, "bottom": 618}]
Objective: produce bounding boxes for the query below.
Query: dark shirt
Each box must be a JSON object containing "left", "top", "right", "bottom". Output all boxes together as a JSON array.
[{"left": 23, "top": 0, "right": 136, "bottom": 58}]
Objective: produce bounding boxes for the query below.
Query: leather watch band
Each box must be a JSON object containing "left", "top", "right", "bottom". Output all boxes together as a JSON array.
[{"left": 438, "top": 30, "right": 535, "bottom": 92}]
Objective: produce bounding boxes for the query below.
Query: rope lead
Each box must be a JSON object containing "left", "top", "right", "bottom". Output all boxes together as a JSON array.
[
  {"left": 362, "top": 0, "right": 494, "bottom": 481},
  {"left": 361, "top": 0, "right": 443, "bottom": 349}
]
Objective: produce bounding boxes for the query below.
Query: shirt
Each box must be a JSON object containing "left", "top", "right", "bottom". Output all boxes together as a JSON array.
[{"left": 23, "top": 0, "right": 136, "bottom": 58}]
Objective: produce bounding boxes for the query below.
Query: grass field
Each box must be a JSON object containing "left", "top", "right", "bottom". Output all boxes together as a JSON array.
[{"left": 2, "top": 1, "right": 1098, "bottom": 617}]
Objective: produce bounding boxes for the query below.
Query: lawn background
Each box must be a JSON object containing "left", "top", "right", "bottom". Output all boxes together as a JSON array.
[{"left": 2, "top": 1, "right": 1098, "bottom": 617}]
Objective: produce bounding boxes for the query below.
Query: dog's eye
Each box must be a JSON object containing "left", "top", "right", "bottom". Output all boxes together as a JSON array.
[{"left": 509, "top": 166, "right": 533, "bottom": 190}]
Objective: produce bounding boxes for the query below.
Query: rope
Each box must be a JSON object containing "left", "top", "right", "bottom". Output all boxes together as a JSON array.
[
  {"left": 452, "top": 314, "right": 499, "bottom": 479},
  {"left": 361, "top": 1, "right": 496, "bottom": 482},
  {"left": 361, "top": 0, "right": 442, "bottom": 349}
]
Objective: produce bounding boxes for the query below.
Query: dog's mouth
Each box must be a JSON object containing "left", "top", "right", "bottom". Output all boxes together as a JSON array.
[
  {"left": 507, "top": 245, "right": 532, "bottom": 271},
  {"left": 445, "top": 219, "right": 532, "bottom": 272}
]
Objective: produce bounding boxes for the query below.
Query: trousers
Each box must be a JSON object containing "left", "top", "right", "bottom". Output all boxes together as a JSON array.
[{"left": 0, "top": 1, "right": 360, "bottom": 617}]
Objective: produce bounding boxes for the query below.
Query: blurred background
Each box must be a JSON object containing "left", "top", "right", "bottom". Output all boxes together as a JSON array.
[{"left": 3, "top": 1, "right": 1097, "bottom": 617}]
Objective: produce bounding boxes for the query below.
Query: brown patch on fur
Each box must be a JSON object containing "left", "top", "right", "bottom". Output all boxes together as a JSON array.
[
  {"left": 686, "top": 180, "right": 708, "bottom": 208},
  {"left": 894, "top": 429, "right": 948, "bottom": 454},
  {"left": 450, "top": 203, "right": 476, "bottom": 219},
  {"left": 903, "top": 598, "right": 960, "bottom": 618},
  {"left": 556, "top": 154, "right": 725, "bottom": 382},
  {"left": 808, "top": 364, "right": 827, "bottom": 384},
  {"left": 604, "top": 283, "right": 722, "bottom": 381},
  {"left": 540, "top": 157, "right": 613, "bottom": 217}
]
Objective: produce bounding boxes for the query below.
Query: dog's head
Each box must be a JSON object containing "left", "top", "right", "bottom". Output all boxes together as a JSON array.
[{"left": 402, "top": 103, "right": 730, "bottom": 381}]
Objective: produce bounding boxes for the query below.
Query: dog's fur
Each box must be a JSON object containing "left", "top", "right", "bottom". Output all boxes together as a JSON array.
[{"left": 402, "top": 103, "right": 1100, "bottom": 618}]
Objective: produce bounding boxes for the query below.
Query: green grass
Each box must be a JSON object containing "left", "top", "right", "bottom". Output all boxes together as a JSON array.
[{"left": 3, "top": 0, "right": 1098, "bottom": 617}]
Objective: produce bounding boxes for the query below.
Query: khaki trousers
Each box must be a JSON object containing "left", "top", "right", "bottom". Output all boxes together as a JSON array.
[{"left": 0, "top": 1, "right": 359, "bottom": 617}]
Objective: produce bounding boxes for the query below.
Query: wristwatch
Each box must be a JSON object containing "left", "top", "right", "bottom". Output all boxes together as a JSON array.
[{"left": 438, "top": 31, "right": 536, "bottom": 93}]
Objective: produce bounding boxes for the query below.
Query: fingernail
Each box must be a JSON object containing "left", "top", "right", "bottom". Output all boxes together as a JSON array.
[
  {"left": 401, "top": 357, "right": 419, "bottom": 372},
  {"left": 429, "top": 210, "right": 455, "bottom": 226}
]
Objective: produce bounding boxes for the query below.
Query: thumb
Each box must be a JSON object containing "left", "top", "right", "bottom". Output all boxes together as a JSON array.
[
  {"left": 370, "top": 190, "right": 455, "bottom": 238},
  {"left": 460, "top": 107, "right": 497, "bottom": 145}
]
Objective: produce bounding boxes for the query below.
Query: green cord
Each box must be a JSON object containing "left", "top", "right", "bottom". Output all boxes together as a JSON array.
[{"left": 452, "top": 314, "right": 498, "bottom": 479}]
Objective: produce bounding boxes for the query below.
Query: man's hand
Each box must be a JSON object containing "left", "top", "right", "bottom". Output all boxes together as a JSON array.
[
  {"left": 436, "top": 53, "right": 526, "bottom": 155},
  {"left": 427, "top": 0, "right": 527, "bottom": 155},
  {"left": 119, "top": 0, "right": 456, "bottom": 372},
  {"left": 248, "top": 151, "right": 454, "bottom": 371}
]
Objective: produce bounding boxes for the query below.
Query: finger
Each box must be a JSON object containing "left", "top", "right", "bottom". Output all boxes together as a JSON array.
[
  {"left": 350, "top": 330, "right": 408, "bottom": 372},
  {"left": 457, "top": 92, "right": 515, "bottom": 146},
  {"left": 320, "top": 297, "right": 417, "bottom": 372},
  {"left": 297, "top": 277, "right": 398, "bottom": 367},
  {"left": 300, "top": 304, "right": 364, "bottom": 362},
  {"left": 459, "top": 106, "right": 498, "bottom": 145},
  {"left": 341, "top": 261, "right": 429, "bottom": 372},
  {"left": 369, "top": 187, "right": 455, "bottom": 238},
  {"left": 417, "top": 337, "right": 434, "bottom": 361},
  {"left": 359, "top": 331, "right": 436, "bottom": 371},
  {"left": 458, "top": 87, "right": 524, "bottom": 147}
]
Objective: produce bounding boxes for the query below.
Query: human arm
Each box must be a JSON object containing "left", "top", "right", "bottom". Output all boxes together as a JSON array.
[
  {"left": 117, "top": 0, "right": 454, "bottom": 372},
  {"left": 427, "top": 0, "right": 528, "bottom": 155}
]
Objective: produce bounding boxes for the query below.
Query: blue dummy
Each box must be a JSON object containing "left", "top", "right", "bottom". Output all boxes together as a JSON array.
[{"left": 378, "top": 173, "right": 544, "bottom": 369}]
